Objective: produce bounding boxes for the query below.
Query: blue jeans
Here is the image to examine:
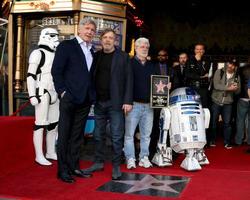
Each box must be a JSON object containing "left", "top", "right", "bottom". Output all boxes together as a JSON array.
[
  {"left": 210, "top": 102, "right": 232, "bottom": 145},
  {"left": 124, "top": 102, "right": 153, "bottom": 160},
  {"left": 93, "top": 100, "right": 124, "bottom": 166},
  {"left": 235, "top": 99, "right": 250, "bottom": 145}
]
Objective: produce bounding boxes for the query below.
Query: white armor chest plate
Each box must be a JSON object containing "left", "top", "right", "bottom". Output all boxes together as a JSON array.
[{"left": 36, "top": 50, "right": 55, "bottom": 93}]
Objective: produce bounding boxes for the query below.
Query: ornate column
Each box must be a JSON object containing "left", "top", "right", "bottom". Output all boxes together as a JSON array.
[
  {"left": 14, "top": 15, "right": 24, "bottom": 92},
  {"left": 73, "top": 12, "right": 80, "bottom": 36}
]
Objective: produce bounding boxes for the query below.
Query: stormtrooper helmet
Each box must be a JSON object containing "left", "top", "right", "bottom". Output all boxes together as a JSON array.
[{"left": 38, "top": 28, "right": 59, "bottom": 51}]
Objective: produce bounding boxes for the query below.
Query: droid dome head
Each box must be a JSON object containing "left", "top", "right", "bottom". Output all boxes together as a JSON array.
[
  {"left": 169, "top": 87, "right": 201, "bottom": 105},
  {"left": 38, "top": 28, "right": 59, "bottom": 51}
]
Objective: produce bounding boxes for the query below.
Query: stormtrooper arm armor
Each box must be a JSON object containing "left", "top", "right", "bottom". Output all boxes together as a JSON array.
[{"left": 27, "top": 49, "right": 42, "bottom": 106}]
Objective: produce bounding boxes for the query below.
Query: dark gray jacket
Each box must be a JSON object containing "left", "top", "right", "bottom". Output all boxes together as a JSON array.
[{"left": 211, "top": 68, "right": 241, "bottom": 105}]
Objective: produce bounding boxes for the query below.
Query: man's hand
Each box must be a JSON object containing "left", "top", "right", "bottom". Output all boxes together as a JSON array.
[
  {"left": 195, "top": 54, "right": 202, "bottom": 61},
  {"left": 167, "top": 82, "right": 172, "bottom": 90},
  {"left": 60, "top": 91, "right": 66, "bottom": 99},
  {"left": 200, "top": 73, "right": 208, "bottom": 79},
  {"left": 30, "top": 96, "right": 39, "bottom": 106},
  {"left": 122, "top": 104, "right": 132, "bottom": 115},
  {"left": 227, "top": 83, "right": 238, "bottom": 91}
]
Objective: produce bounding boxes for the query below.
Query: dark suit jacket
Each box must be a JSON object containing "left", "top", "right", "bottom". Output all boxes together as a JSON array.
[
  {"left": 157, "top": 63, "right": 172, "bottom": 76},
  {"left": 172, "top": 64, "right": 186, "bottom": 89},
  {"left": 185, "top": 56, "right": 211, "bottom": 88},
  {"left": 52, "top": 38, "right": 95, "bottom": 104},
  {"left": 93, "top": 48, "right": 133, "bottom": 110}
]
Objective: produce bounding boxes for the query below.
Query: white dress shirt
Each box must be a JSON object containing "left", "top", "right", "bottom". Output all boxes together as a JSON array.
[{"left": 76, "top": 36, "right": 93, "bottom": 71}]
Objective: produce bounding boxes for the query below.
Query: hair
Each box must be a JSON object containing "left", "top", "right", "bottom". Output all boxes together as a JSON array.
[
  {"left": 79, "top": 18, "right": 97, "bottom": 30},
  {"left": 228, "top": 58, "right": 238, "bottom": 66},
  {"left": 135, "top": 37, "right": 150, "bottom": 48},
  {"left": 158, "top": 49, "right": 168, "bottom": 55},
  {"left": 100, "top": 28, "right": 116, "bottom": 38},
  {"left": 194, "top": 43, "right": 205, "bottom": 49},
  {"left": 179, "top": 52, "right": 188, "bottom": 57}
]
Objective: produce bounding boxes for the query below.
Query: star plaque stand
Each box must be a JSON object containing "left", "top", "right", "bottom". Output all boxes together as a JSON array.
[{"left": 150, "top": 75, "right": 169, "bottom": 108}]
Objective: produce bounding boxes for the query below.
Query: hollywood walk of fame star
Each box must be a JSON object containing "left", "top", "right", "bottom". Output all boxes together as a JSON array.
[
  {"left": 155, "top": 80, "right": 167, "bottom": 93},
  {"left": 114, "top": 174, "right": 187, "bottom": 194}
]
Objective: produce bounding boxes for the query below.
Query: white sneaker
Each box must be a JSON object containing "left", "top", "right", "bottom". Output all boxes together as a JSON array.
[
  {"left": 127, "top": 158, "right": 136, "bottom": 169},
  {"left": 139, "top": 156, "right": 152, "bottom": 168}
]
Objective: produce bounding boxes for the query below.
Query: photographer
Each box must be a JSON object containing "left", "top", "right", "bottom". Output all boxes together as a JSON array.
[{"left": 210, "top": 59, "right": 241, "bottom": 149}]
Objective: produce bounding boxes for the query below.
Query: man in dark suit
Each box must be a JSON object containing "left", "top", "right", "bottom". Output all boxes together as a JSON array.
[
  {"left": 157, "top": 49, "right": 171, "bottom": 76},
  {"left": 172, "top": 52, "right": 188, "bottom": 89},
  {"left": 82, "top": 28, "right": 133, "bottom": 180},
  {"left": 52, "top": 18, "right": 96, "bottom": 183},
  {"left": 149, "top": 48, "right": 172, "bottom": 160}
]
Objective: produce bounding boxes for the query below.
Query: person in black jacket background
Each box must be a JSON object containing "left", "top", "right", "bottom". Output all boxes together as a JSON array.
[
  {"left": 185, "top": 43, "right": 211, "bottom": 108},
  {"left": 172, "top": 52, "right": 189, "bottom": 89}
]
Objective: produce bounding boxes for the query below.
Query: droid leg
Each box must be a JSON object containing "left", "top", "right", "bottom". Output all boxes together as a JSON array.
[
  {"left": 197, "top": 108, "right": 210, "bottom": 165},
  {"left": 180, "top": 149, "right": 201, "bottom": 171},
  {"left": 152, "top": 108, "right": 172, "bottom": 167},
  {"left": 203, "top": 108, "right": 210, "bottom": 129},
  {"left": 33, "top": 126, "right": 52, "bottom": 165},
  {"left": 45, "top": 122, "right": 58, "bottom": 160},
  {"left": 195, "top": 149, "right": 209, "bottom": 165}
]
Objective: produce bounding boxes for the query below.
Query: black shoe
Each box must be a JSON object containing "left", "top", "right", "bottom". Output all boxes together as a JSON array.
[
  {"left": 71, "top": 169, "right": 93, "bottom": 178},
  {"left": 112, "top": 166, "right": 122, "bottom": 180},
  {"left": 209, "top": 141, "right": 216, "bottom": 147},
  {"left": 246, "top": 148, "right": 250, "bottom": 154},
  {"left": 81, "top": 163, "right": 104, "bottom": 173},
  {"left": 57, "top": 173, "right": 75, "bottom": 183}
]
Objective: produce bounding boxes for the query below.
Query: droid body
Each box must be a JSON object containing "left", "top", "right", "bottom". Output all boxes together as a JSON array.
[{"left": 152, "top": 87, "right": 210, "bottom": 171}]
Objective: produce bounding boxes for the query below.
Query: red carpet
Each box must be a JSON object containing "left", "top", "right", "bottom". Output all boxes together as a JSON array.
[
  {"left": 1, "top": 116, "right": 250, "bottom": 200},
  {"left": 0, "top": 117, "right": 35, "bottom": 177}
]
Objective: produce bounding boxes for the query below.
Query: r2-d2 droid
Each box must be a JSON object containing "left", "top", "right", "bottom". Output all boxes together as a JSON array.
[{"left": 152, "top": 87, "right": 210, "bottom": 171}]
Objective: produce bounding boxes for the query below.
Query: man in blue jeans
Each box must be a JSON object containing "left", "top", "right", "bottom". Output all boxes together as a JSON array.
[
  {"left": 123, "top": 38, "right": 171, "bottom": 169},
  {"left": 210, "top": 59, "right": 240, "bottom": 149},
  {"left": 82, "top": 28, "right": 133, "bottom": 180},
  {"left": 235, "top": 63, "right": 250, "bottom": 147}
]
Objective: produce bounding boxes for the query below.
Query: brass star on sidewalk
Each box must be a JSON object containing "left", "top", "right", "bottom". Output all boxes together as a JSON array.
[{"left": 114, "top": 174, "right": 187, "bottom": 194}]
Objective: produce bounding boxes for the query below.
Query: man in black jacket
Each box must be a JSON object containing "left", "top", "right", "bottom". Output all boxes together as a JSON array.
[
  {"left": 185, "top": 43, "right": 211, "bottom": 108},
  {"left": 52, "top": 18, "right": 96, "bottom": 183},
  {"left": 82, "top": 28, "right": 133, "bottom": 180},
  {"left": 172, "top": 52, "right": 188, "bottom": 89}
]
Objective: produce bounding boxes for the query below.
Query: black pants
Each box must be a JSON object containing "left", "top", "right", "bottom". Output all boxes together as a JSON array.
[
  {"left": 57, "top": 94, "right": 90, "bottom": 175},
  {"left": 196, "top": 88, "right": 209, "bottom": 108}
]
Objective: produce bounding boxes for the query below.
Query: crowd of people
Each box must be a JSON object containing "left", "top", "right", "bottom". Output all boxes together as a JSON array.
[{"left": 32, "top": 18, "right": 250, "bottom": 183}]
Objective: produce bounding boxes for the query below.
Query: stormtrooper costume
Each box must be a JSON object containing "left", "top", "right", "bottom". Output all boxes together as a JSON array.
[{"left": 27, "top": 28, "right": 59, "bottom": 165}]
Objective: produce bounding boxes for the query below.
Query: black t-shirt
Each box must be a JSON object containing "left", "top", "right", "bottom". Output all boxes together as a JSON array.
[{"left": 95, "top": 50, "right": 114, "bottom": 101}]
